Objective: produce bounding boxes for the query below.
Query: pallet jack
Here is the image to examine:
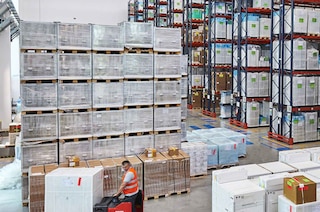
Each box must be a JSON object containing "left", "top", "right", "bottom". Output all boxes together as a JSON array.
[{"left": 93, "top": 190, "right": 143, "bottom": 212}]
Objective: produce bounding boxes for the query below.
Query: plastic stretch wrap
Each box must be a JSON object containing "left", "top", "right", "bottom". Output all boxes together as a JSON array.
[
  {"left": 181, "top": 77, "right": 188, "bottom": 98},
  {"left": 92, "top": 25, "right": 123, "bottom": 51},
  {"left": 125, "top": 135, "right": 154, "bottom": 156},
  {"left": 284, "top": 115, "right": 305, "bottom": 143},
  {"left": 58, "top": 82, "right": 92, "bottom": 109},
  {"left": 92, "top": 110, "right": 124, "bottom": 136},
  {"left": 278, "top": 195, "right": 320, "bottom": 212},
  {"left": 211, "top": 138, "right": 238, "bottom": 165},
  {"left": 154, "top": 27, "right": 181, "bottom": 52},
  {"left": 100, "top": 158, "right": 118, "bottom": 196},
  {"left": 120, "top": 22, "right": 153, "bottom": 48},
  {"left": 20, "top": 21, "right": 57, "bottom": 49},
  {"left": 58, "top": 112, "right": 92, "bottom": 138},
  {"left": 154, "top": 107, "right": 181, "bottom": 131},
  {"left": 220, "top": 105, "right": 232, "bottom": 118},
  {"left": 20, "top": 53, "right": 57, "bottom": 80},
  {"left": 303, "top": 112, "right": 318, "bottom": 141},
  {"left": 58, "top": 23, "right": 91, "bottom": 50},
  {"left": 92, "top": 54, "right": 123, "bottom": 79},
  {"left": 154, "top": 81, "right": 181, "bottom": 104},
  {"left": 181, "top": 142, "right": 207, "bottom": 176},
  {"left": 154, "top": 133, "right": 181, "bottom": 152},
  {"left": 181, "top": 98, "right": 187, "bottom": 120},
  {"left": 124, "top": 54, "right": 153, "bottom": 78},
  {"left": 58, "top": 53, "right": 92, "bottom": 79},
  {"left": 93, "top": 82, "right": 123, "bottom": 108},
  {"left": 92, "top": 138, "right": 124, "bottom": 159},
  {"left": 22, "top": 114, "right": 58, "bottom": 141},
  {"left": 22, "top": 143, "right": 58, "bottom": 169},
  {"left": 124, "top": 81, "right": 153, "bottom": 106},
  {"left": 181, "top": 121, "right": 187, "bottom": 141},
  {"left": 21, "top": 82, "right": 57, "bottom": 110},
  {"left": 59, "top": 140, "right": 92, "bottom": 163},
  {"left": 154, "top": 55, "right": 181, "bottom": 78},
  {"left": 124, "top": 108, "right": 153, "bottom": 133}
]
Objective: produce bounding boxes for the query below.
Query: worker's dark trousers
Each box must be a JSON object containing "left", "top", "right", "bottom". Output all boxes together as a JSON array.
[{"left": 122, "top": 193, "right": 138, "bottom": 212}]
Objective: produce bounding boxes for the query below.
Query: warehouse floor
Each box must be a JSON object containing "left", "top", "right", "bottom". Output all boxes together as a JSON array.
[{"left": 1, "top": 109, "right": 320, "bottom": 212}]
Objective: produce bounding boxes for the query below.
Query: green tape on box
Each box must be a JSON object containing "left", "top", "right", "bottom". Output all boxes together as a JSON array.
[
  {"left": 217, "top": 50, "right": 221, "bottom": 54},
  {"left": 262, "top": 76, "right": 267, "bottom": 81},
  {"left": 297, "top": 84, "right": 302, "bottom": 89},
  {"left": 299, "top": 18, "right": 304, "bottom": 23},
  {"left": 252, "top": 107, "right": 257, "bottom": 110},
  {"left": 303, "top": 178, "right": 310, "bottom": 183},
  {"left": 251, "top": 51, "right": 256, "bottom": 55},
  {"left": 251, "top": 78, "right": 256, "bottom": 83},
  {"left": 252, "top": 24, "right": 256, "bottom": 28},
  {"left": 264, "top": 26, "right": 269, "bottom": 30},
  {"left": 310, "top": 83, "right": 315, "bottom": 89},
  {"left": 312, "top": 18, "right": 317, "bottom": 23},
  {"left": 298, "top": 45, "right": 303, "bottom": 50},
  {"left": 293, "top": 119, "right": 299, "bottom": 124},
  {"left": 310, "top": 119, "right": 315, "bottom": 125},
  {"left": 313, "top": 52, "right": 317, "bottom": 57}
]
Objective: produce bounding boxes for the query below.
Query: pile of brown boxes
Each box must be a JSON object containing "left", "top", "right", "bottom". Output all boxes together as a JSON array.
[{"left": 283, "top": 175, "right": 317, "bottom": 204}]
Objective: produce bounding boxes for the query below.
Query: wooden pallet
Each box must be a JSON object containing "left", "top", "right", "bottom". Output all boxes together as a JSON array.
[
  {"left": 168, "top": 189, "right": 190, "bottom": 196},
  {"left": 22, "top": 200, "right": 29, "bottom": 207},
  {"left": 154, "top": 51, "right": 181, "bottom": 55},
  {"left": 21, "top": 110, "right": 57, "bottom": 115},
  {"left": 125, "top": 131, "right": 153, "bottom": 136},
  {"left": 20, "top": 79, "right": 57, "bottom": 84},
  {"left": 154, "top": 78, "right": 181, "bottom": 81},
  {"left": 218, "top": 162, "right": 239, "bottom": 169},
  {"left": 92, "top": 134, "right": 124, "bottom": 140},
  {"left": 92, "top": 50, "right": 124, "bottom": 54},
  {"left": 154, "top": 104, "right": 181, "bottom": 108},
  {"left": 207, "top": 165, "right": 218, "bottom": 170},
  {"left": 124, "top": 48, "right": 153, "bottom": 54},
  {"left": 92, "top": 79, "right": 123, "bottom": 83},
  {"left": 123, "top": 105, "right": 153, "bottom": 109},
  {"left": 21, "top": 49, "right": 56, "bottom": 53},
  {"left": 58, "top": 79, "right": 91, "bottom": 83},
  {"left": 238, "top": 154, "right": 247, "bottom": 158},
  {"left": 123, "top": 78, "right": 153, "bottom": 81},
  {"left": 191, "top": 173, "right": 208, "bottom": 179},
  {"left": 154, "top": 129, "right": 181, "bottom": 135},
  {"left": 92, "top": 107, "right": 123, "bottom": 111},
  {"left": 58, "top": 49, "right": 91, "bottom": 54},
  {"left": 58, "top": 108, "right": 92, "bottom": 113},
  {"left": 144, "top": 194, "right": 168, "bottom": 201},
  {"left": 59, "top": 136, "right": 92, "bottom": 143}
]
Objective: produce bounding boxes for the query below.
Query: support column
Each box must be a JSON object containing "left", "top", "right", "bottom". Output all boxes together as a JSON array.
[{"left": 0, "top": 28, "right": 12, "bottom": 129}]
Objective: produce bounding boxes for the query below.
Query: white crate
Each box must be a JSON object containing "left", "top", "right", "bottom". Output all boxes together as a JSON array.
[
  {"left": 258, "top": 72, "right": 269, "bottom": 97},
  {"left": 21, "top": 143, "right": 58, "bottom": 169},
  {"left": 93, "top": 82, "right": 123, "bottom": 108},
  {"left": 58, "top": 23, "right": 91, "bottom": 50},
  {"left": 58, "top": 112, "right": 92, "bottom": 138},
  {"left": 58, "top": 53, "right": 92, "bottom": 79},
  {"left": 92, "top": 54, "right": 123, "bottom": 79},
  {"left": 181, "top": 98, "right": 188, "bottom": 120},
  {"left": 58, "top": 83, "right": 92, "bottom": 109},
  {"left": 154, "top": 81, "right": 181, "bottom": 104},
  {"left": 241, "top": 72, "right": 259, "bottom": 97},
  {"left": 125, "top": 135, "right": 154, "bottom": 155},
  {"left": 154, "top": 133, "right": 181, "bottom": 152},
  {"left": 284, "top": 38, "right": 307, "bottom": 70},
  {"left": 22, "top": 114, "right": 58, "bottom": 141},
  {"left": 92, "top": 25, "right": 124, "bottom": 51},
  {"left": 92, "top": 138, "right": 124, "bottom": 158},
  {"left": 124, "top": 54, "right": 153, "bottom": 78},
  {"left": 45, "top": 168, "right": 103, "bottom": 212},
  {"left": 92, "top": 110, "right": 124, "bottom": 136},
  {"left": 21, "top": 83, "right": 57, "bottom": 111},
  {"left": 120, "top": 22, "right": 153, "bottom": 48},
  {"left": 305, "top": 76, "right": 318, "bottom": 106},
  {"left": 20, "top": 53, "right": 57, "bottom": 80},
  {"left": 154, "top": 27, "right": 181, "bottom": 52},
  {"left": 154, "top": 55, "right": 181, "bottom": 78},
  {"left": 59, "top": 140, "right": 93, "bottom": 162},
  {"left": 303, "top": 112, "right": 318, "bottom": 141},
  {"left": 154, "top": 107, "right": 181, "bottom": 131},
  {"left": 124, "top": 81, "right": 153, "bottom": 106},
  {"left": 20, "top": 21, "right": 57, "bottom": 49},
  {"left": 181, "top": 77, "right": 188, "bottom": 98},
  {"left": 284, "top": 76, "right": 306, "bottom": 106},
  {"left": 124, "top": 108, "right": 153, "bottom": 133}
]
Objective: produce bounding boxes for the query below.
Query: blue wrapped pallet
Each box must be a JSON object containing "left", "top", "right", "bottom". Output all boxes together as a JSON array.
[
  {"left": 210, "top": 138, "right": 238, "bottom": 166},
  {"left": 225, "top": 132, "right": 247, "bottom": 157}
]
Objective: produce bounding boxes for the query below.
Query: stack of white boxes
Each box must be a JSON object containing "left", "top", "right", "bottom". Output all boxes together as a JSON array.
[{"left": 181, "top": 142, "right": 207, "bottom": 176}]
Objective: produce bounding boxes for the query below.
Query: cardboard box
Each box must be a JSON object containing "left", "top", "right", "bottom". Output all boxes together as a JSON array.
[
  {"left": 145, "top": 148, "right": 157, "bottom": 158},
  {"left": 29, "top": 165, "right": 45, "bottom": 212},
  {"left": 215, "top": 72, "right": 227, "bottom": 91},
  {"left": 9, "top": 123, "right": 21, "bottom": 133},
  {"left": 44, "top": 163, "right": 58, "bottom": 174},
  {"left": 284, "top": 175, "right": 317, "bottom": 204},
  {"left": 67, "top": 156, "right": 80, "bottom": 167},
  {"left": 192, "top": 89, "right": 203, "bottom": 108},
  {"left": 168, "top": 147, "right": 179, "bottom": 156}
]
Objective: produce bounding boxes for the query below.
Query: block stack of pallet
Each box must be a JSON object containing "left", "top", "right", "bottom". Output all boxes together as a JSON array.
[
  {"left": 20, "top": 21, "right": 59, "bottom": 209},
  {"left": 91, "top": 24, "right": 125, "bottom": 159},
  {"left": 153, "top": 27, "right": 183, "bottom": 151}
]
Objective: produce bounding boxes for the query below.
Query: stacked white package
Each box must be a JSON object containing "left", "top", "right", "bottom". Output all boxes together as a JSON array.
[
  {"left": 224, "top": 131, "right": 247, "bottom": 157},
  {"left": 279, "top": 149, "right": 310, "bottom": 163},
  {"left": 284, "top": 7, "right": 308, "bottom": 34},
  {"left": 253, "top": 0, "right": 271, "bottom": 8},
  {"left": 287, "top": 161, "right": 320, "bottom": 172},
  {"left": 259, "top": 18, "right": 271, "bottom": 38},
  {"left": 305, "top": 76, "right": 318, "bottom": 105},
  {"left": 220, "top": 105, "right": 232, "bottom": 118},
  {"left": 211, "top": 18, "right": 227, "bottom": 39},
  {"left": 284, "top": 38, "right": 307, "bottom": 70},
  {"left": 181, "top": 142, "right": 207, "bottom": 176},
  {"left": 243, "top": 45, "right": 261, "bottom": 67},
  {"left": 259, "top": 72, "right": 269, "bottom": 97},
  {"left": 241, "top": 72, "right": 259, "bottom": 97},
  {"left": 120, "top": 22, "right": 153, "bottom": 48},
  {"left": 259, "top": 101, "right": 270, "bottom": 126},
  {"left": 45, "top": 167, "right": 104, "bottom": 212},
  {"left": 284, "top": 114, "right": 305, "bottom": 143},
  {"left": 242, "top": 14, "right": 260, "bottom": 38},
  {"left": 230, "top": 164, "right": 271, "bottom": 179},
  {"left": 213, "top": 2, "right": 226, "bottom": 14},
  {"left": 220, "top": 91, "right": 231, "bottom": 104},
  {"left": 278, "top": 195, "right": 320, "bottom": 212},
  {"left": 153, "top": 27, "right": 181, "bottom": 52},
  {"left": 284, "top": 76, "right": 306, "bottom": 106},
  {"left": 258, "top": 161, "right": 297, "bottom": 174},
  {"left": 186, "top": 131, "right": 206, "bottom": 142},
  {"left": 307, "top": 8, "right": 320, "bottom": 35},
  {"left": 226, "top": 20, "right": 232, "bottom": 40},
  {"left": 215, "top": 179, "right": 265, "bottom": 212},
  {"left": 246, "top": 101, "right": 260, "bottom": 127},
  {"left": 304, "top": 147, "right": 320, "bottom": 163},
  {"left": 211, "top": 137, "right": 238, "bottom": 166},
  {"left": 259, "top": 172, "right": 290, "bottom": 212},
  {"left": 303, "top": 112, "right": 318, "bottom": 141},
  {"left": 212, "top": 169, "right": 248, "bottom": 212},
  {"left": 307, "top": 47, "right": 319, "bottom": 70}
]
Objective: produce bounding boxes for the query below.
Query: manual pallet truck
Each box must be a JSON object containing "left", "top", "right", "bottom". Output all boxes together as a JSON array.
[{"left": 93, "top": 190, "right": 143, "bottom": 212}]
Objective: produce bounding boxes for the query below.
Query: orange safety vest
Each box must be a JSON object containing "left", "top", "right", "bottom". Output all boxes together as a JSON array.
[{"left": 122, "top": 167, "right": 138, "bottom": 196}]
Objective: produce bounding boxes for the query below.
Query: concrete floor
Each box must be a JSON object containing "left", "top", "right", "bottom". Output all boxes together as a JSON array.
[{"left": 1, "top": 109, "right": 320, "bottom": 212}]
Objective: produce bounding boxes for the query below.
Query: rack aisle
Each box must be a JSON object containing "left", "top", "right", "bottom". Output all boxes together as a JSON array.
[
  {"left": 230, "top": 0, "right": 272, "bottom": 128},
  {"left": 268, "top": 0, "right": 320, "bottom": 144}
]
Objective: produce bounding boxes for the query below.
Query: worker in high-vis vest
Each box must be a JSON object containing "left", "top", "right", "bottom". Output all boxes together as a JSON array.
[{"left": 114, "top": 160, "right": 139, "bottom": 212}]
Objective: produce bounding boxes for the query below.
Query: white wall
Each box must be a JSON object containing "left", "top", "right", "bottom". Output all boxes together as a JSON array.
[{"left": 19, "top": 0, "right": 129, "bottom": 25}]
